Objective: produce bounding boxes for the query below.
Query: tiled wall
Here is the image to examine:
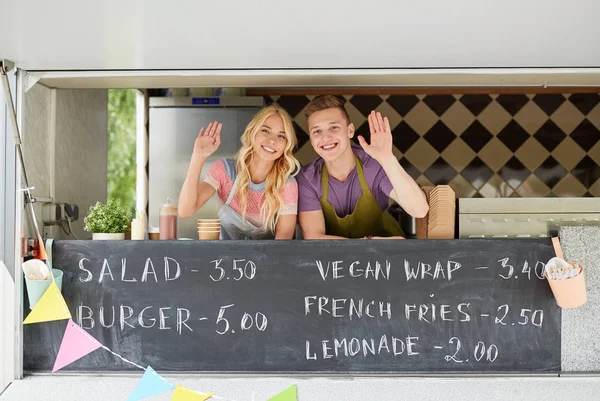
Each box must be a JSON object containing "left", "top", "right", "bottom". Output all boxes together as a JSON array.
[{"left": 266, "top": 93, "right": 600, "bottom": 198}]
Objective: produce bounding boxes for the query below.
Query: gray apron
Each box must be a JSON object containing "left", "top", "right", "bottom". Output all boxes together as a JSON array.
[{"left": 218, "top": 176, "right": 275, "bottom": 240}]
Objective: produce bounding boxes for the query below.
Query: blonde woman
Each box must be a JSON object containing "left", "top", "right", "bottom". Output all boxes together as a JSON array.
[{"left": 178, "top": 105, "right": 301, "bottom": 240}]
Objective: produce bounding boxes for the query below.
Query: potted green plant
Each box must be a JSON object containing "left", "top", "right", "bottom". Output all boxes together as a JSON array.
[{"left": 84, "top": 198, "right": 131, "bottom": 240}]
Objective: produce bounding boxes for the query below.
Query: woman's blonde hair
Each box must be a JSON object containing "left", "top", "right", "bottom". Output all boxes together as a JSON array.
[{"left": 235, "top": 104, "right": 301, "bottom": 232}]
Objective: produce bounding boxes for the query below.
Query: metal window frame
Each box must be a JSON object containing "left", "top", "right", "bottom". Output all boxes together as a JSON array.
[{"left": 1, "top": 62, "right": 25, "bottom": 392}]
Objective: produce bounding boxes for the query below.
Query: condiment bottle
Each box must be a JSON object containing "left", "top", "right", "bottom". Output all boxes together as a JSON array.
[
  {"left": 159, "top": 197, "right": 178, "bottom": 240},
  {"left": 130, "top": 209, "right": 147, "bottom": 240}
]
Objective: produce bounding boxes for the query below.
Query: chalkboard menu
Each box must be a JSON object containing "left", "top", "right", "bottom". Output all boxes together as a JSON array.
[{"left": 23, "top": 239, "right": 560, "bottom": 373}]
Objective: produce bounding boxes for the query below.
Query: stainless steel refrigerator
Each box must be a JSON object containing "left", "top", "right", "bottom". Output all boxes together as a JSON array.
[{"left": 148, "top": 96, "right": 264, "bottom": 239}]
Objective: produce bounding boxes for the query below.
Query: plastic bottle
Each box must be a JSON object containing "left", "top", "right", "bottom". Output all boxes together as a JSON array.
[
  {"left": 130, "top": 209, "right": 147, "bottom": 240},
  {"left": 159, "top": 198, "right": 178, "bottom": 240}
]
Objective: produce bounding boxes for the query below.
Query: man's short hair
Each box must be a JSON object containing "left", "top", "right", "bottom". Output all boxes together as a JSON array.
[{"left": 304, "top": 95, "right": 351, "bottom": 124}]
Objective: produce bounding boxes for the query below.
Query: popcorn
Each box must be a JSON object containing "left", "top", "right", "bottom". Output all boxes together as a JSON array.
[
  {"left": 545, "top": 257, "right": 582, "bottom": 280},
  {"left": 22, "top": 259, "right": 51, "bottom": 281}
]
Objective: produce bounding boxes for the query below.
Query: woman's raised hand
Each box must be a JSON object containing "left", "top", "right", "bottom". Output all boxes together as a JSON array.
[{"left": 193, "top": 121, "right": 222, "bottom": 158}]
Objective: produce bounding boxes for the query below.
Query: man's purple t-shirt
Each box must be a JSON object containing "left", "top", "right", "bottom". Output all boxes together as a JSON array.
[{"left": 297, "top": 145, "right": 393, "bottom": 217}]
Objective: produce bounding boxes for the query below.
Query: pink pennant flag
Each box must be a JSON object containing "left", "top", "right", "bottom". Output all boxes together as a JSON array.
[{"left": 53, "top": 319, "right": 103, "bottom": 372}]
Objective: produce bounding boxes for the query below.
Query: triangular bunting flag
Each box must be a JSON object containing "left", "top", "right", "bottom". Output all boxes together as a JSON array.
[
  {"left": 52, "top": 319, "right": 102, "bottom": 372},
  {"left": 267, "top": 385, "right": 297, "bottom": 401},
  {"left": 171, "top": 385, "right": 212, "bottom": 401},
  {"left": 127, "top": 366, "right": 175, "bottom": 401},
  {"left": 24, "top": 281, "right": 71, "bottom": 324}
]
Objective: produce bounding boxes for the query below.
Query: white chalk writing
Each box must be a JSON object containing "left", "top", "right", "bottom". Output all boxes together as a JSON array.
[
  {"left": 315, "top": 260, "right": 391, "bottom": 281},
  {"left": 77, "top": 257, "right": 182, "bottom": 283},
  {"left": 404, "top": 260, "right": 461, "bottom": 281},
  {"left": 304, "top": 296, "right": 392, "bottom": 320},
  {"left": 305, "top": 335, "right": 420, "bottom": 360}
]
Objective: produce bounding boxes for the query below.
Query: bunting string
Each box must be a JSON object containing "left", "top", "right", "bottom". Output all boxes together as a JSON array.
[
  {"left": 21, "top": 241, "right": 297, "bottom": 401},
  {"left": 99, "top": 345, "right": 145, "bottom": 370}
]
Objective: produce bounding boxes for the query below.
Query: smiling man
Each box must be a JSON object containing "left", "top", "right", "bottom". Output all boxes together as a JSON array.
[{"left": 297, "top": 95, "right": 429, "bottom": 239}]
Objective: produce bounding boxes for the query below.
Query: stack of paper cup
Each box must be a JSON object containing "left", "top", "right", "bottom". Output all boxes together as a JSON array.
[
  {"left": 427, "top": 185, "right": 456, "bottom": 239},
  {"left": 198, "top": 219, "right": 220, "bottom": 240}
]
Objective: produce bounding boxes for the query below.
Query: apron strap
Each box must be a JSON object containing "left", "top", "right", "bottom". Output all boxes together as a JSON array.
[
  {"left": 321, "top": 156, "right": 367, "bottom": 199},
  {"left": 225, "top": 176, "right": 239, "bottom": 206},
  {"left": 354, "top": 157, "right": 370, "bottom": 192},
  {"left": 320, "top": 163, "right": 330, "bottom": 200}
]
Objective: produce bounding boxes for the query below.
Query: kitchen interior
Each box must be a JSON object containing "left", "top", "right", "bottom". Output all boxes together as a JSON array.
[{"left": 21, "top": 84, "right": 600, "bottom": 245}]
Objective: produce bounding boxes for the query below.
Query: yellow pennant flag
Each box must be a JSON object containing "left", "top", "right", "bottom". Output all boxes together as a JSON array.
[
  {"left": 24, "top": 281, "right": 71, "bottom": 324},
  {"left": 171, "top": 385, "right": 211, "bottom": 401}
]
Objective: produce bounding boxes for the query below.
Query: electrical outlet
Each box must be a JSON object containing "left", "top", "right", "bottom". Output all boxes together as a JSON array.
[
  {"left": 42, "top": 203, "right": 62, "bottom": 225},
  {"left": 41, "top": 202, "right": 79, "bottom": 225},
  {"left": 63, "top": 203, "right": 79, "bottom": 221}
]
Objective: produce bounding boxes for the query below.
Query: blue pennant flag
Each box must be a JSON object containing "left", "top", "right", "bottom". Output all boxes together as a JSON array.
[{"left": 127, "top": 366, "right": 175, "bottom": 401}]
